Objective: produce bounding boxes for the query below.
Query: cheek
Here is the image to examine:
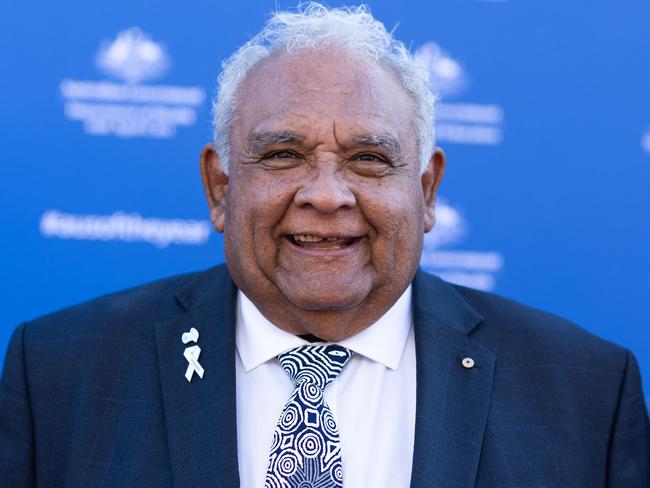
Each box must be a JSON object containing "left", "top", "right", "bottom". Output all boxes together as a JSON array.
[
  {"left": 226, "top": 172, "right": 296, "bottom": 260},
  {"left": 229, "top": 173, "right": 289, "bottom": 225},
  {"left": 362, "top": 186, "right": 425, "bottom": 265}
]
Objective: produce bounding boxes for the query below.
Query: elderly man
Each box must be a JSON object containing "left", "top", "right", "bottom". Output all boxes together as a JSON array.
[{"left": 1, "top": 3, "right": 648, "bottom": 488}]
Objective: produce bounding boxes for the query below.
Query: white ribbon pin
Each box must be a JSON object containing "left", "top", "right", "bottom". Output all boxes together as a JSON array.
[{"left": 182, "top": 327, "right": 204, "bottom": 382}]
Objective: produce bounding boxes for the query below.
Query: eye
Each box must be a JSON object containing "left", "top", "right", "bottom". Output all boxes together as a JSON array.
[
  {"left": 268, "top": 150, "right": 298, "bottom": 159},
  {"left": 356, "top": 153, "right": 385, "bottom": 162},
  {"left": 259, "top": 150, "right": 303, "bottom": 170},
  {"left": 347, "top": 153, "right": 393, "bottom": 177}
]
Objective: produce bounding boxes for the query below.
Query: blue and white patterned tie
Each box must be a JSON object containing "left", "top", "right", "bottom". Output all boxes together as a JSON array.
[{"left": 265, "top": 344, "right": 353, "bottom": 488}]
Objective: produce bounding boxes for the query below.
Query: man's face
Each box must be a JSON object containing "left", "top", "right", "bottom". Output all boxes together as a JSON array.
[{"left": 202, "top": 50, "right": 444, "bottom": 340}]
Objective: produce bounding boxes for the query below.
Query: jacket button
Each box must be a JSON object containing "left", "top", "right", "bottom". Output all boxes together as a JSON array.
[{"left": 461, "top": 357, "right": 475, "bottom": 369}]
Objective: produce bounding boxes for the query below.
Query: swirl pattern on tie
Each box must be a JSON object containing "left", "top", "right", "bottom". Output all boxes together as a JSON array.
[{"left": 265, "top": 344, "right": 352, "bottom": 488}]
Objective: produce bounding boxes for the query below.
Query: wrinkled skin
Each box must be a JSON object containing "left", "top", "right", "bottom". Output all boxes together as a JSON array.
[{"left": 201, "top": 50, "right": 445, "bottom": 341}]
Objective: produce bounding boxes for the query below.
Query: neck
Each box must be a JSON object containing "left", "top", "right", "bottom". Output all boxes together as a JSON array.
[{"left": 298, "top": 333, "right": 325, "bottom": 343}]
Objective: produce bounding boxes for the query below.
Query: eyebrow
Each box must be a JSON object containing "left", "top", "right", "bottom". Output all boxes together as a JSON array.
[
  {"left": 350, "top": 133, "right": 402, "bottom": 156},
  {"left": 247, "top": 130, "right": 403, "bottom": 158},
  {"left": 248, "top": 131, "right": 305, "bottom": 153}
]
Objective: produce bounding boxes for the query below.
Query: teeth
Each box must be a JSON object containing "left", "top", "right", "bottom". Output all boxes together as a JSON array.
[
  {"left": 293, "top": 234, "right": 324, "bottom": 243},
  {"left": 292, "top": 234, "right": 351, "bottom": 243},
  {"left": 291, "top": 234, "right": 355, "bottom": 245}
]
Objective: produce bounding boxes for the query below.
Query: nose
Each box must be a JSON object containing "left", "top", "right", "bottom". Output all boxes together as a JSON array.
[{"left": 293, "top": 165, "right": 356, "bottom": 214}]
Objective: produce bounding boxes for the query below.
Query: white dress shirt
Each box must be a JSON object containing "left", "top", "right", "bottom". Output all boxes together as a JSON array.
[{"left": 235, "top": 286, "right": 416, "bottom": 487}]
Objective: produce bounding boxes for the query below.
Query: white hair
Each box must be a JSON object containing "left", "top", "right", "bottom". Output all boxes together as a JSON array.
[{"left": 212, "top": 2, "right": 435, "bottom": 174}]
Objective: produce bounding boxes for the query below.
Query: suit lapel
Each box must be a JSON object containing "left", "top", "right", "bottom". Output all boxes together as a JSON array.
[
  {"left": 154, "top": 266, "right": 240, "bottom": 488},
  {"left": 410, "top": 271, "right": 496, "bottom": 488}
]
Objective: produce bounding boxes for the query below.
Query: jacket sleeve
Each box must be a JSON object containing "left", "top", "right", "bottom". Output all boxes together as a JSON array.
[
  {"left": 0, "top": 324, "right": 35, "bottom": 488},
  {"left": 607, "top": 349, "right": 650, "bottom": 487}
]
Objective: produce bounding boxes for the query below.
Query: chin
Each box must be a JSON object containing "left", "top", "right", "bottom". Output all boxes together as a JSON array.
[{"left": 283, "top": 287, "right": 368, "bottom": 312}]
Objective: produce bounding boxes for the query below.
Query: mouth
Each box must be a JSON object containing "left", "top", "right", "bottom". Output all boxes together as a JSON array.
[{"left": 284, "top": 234, "right": 361, "bottom": 250}]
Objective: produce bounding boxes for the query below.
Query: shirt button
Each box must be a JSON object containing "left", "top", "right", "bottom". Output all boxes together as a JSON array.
[{"left": 461, "top": 357, "right": 475, "bottom": 369}]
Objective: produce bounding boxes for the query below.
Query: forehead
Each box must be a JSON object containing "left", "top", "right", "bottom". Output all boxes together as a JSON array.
[{"left": 233, "top": 50, "right": 417, "bottom": 145}]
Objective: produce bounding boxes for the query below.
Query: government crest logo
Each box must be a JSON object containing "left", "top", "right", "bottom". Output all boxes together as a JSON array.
[
  {"left": 95, "top": 27, "right": 171, "bottom": 85},
  {"left": 60, "top": 27, "right": 205, "bottom": 139}
]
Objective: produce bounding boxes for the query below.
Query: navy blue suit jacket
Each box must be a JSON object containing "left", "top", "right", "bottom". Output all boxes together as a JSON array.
[{"left": 1, "top": 265, "right": 648, "bottom": 487}]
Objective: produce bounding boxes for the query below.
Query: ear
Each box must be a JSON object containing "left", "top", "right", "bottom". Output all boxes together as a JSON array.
[
  {"left": 421, "top": 147, "right": 446, "bottom": 233},
  {"left": 199, "top": 143, "right": 229, "bottom": 233}
]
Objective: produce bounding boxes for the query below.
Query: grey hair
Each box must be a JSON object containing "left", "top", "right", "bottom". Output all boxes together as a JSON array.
[{"left": 212, "top": 2, "right": 435, "bottom": 174}]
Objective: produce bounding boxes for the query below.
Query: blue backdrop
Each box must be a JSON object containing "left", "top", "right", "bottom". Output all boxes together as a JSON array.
[{"left": 2, "top": 0, "right": 649, "bottom": 402}]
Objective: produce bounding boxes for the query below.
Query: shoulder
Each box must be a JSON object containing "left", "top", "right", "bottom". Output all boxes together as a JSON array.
[
  {"left": 452, "top": 282, "right": 629, "bottom": 373},
  {"left": 414, "top": 270, "right": 629, "bottom": 373},
  {"left": 5, "top": 264, "right": 232, "bottom": 402},
  {"left": 19, "top": 264, "right": 231, "bottom": 349}
]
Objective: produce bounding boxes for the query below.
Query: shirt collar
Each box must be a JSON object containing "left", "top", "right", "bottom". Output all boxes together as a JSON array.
[{"left": 236, "top": 286, "right": 412, "bottom": 372}]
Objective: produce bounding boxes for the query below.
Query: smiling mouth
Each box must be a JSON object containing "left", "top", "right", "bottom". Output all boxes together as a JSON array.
[{"left": 285, "top": 234, "right": 359, "bottom": 250}]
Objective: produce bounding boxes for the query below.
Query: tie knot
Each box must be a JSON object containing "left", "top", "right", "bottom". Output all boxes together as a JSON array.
[{"left": 278, "top": 344, "right": 352, "bottom": 389}]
